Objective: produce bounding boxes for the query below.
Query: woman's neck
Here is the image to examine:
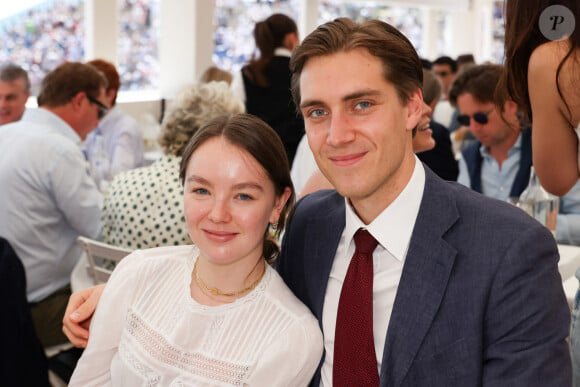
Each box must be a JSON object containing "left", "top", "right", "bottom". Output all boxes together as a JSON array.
[{"left": 190, "top": 255, "right": 266, "bottom": 306}]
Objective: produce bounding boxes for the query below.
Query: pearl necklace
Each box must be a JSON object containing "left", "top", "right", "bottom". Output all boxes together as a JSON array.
[{"left": 194, "top": 258, "right": 265, "bottom": 297}]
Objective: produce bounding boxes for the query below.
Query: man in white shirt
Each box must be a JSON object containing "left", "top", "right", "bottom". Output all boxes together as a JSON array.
[{"left": 0, "top": 62, "right": 106, "bottom": 347}]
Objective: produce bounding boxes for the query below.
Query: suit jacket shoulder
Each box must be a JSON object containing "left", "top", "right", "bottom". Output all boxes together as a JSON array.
[{"left": 382, "top": 170, "right": 571, "bottom": 386}]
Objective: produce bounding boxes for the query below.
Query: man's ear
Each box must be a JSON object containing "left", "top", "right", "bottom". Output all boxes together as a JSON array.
[
  {"left": 503, "top": 100, "right": 518, "bottom": 116},
  {"left": 405, "top": 89, "right": 423, "bottom": 132},
  {"left": 106, "top": 89, "right": 116, "bottom": 107},
  {"left": 71, "top": 92, "right": 86, "bottom": 112}
]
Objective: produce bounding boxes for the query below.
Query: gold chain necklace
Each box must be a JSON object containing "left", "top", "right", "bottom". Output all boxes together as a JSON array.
[{"left": 194, "top": 258, "right": 266, "bottom": 297}]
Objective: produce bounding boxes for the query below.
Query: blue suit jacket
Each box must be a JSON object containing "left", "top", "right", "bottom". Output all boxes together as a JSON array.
[{"left": 278, "top": 167, "right": 571, "bottom": 386}]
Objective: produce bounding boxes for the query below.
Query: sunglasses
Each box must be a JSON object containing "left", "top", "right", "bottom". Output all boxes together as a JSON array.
[
  {"left": 87, "top": 95, "right": 108, "bottom": 119},
  {"left": 457, "top": 109, "right": 493, "bottom": 126}
]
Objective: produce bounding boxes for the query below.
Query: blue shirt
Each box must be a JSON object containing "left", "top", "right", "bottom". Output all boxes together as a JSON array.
[
  {"left": 0, "top": 108, "right": 103, "bottom": 302},
  {"left": 459, "top": 133, "right": 580, "bottom": 245},
  {"left": 84, "top": 105, "right": 144, "bottom": 178}
]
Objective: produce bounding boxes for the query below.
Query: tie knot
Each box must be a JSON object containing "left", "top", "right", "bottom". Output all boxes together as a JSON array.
[{"left": 354, "top": 229, "right": 378, "bottom": 255}]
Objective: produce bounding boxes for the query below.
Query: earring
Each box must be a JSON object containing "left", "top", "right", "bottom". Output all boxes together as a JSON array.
[{"left": 268, "top": 222, "right": 278, "bottom": 241}]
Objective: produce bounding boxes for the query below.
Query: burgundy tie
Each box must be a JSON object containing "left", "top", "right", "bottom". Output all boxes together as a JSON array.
[{"left": 333, "top": 228, "right": 379, "bottom": 386}]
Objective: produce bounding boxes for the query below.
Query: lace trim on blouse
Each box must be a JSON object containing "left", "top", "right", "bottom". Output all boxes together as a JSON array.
[
  {"left": 125, "top": 310, "right": 251, "bottom": 385},
  {"left": 119, "top": 339, "right": 161, "bottom": 386}
]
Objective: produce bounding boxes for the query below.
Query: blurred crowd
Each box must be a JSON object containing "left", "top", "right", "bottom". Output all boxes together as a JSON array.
[{"left": 0, "top": 0, "right": 159, "bottom": 95}]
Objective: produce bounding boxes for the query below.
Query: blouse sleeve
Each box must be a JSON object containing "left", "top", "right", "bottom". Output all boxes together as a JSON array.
[
  {"left": 246, "top": 313, "right": 323, "bottom": 386},
  {"left": 68, "top": 251, "right": 143, "bottom": 386}
]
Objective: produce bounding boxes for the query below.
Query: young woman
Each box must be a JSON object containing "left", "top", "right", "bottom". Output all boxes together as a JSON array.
[
  {"left": 69, "top": 114, "right": 323, "bottom": 386},
  {"left": 500, "top": 2, "right": 580, "bottom": 384},
  {"left": 500, "top": 0, "right": 580, "bottom": 195}
]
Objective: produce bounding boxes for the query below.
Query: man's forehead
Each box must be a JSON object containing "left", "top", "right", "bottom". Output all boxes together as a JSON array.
[
  {"left": 299, "top": 51, "right": 387, "bottom": 102},
  {"left": 0, "top": 79, "right": 27, "bottom": 93}
]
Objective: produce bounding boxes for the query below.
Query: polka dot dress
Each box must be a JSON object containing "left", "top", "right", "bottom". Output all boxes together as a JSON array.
[{"left": 102, "top": 156, "right": 192, "bottom": 249}]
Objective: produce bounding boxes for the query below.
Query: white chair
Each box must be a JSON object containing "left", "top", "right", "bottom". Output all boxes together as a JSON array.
[{"left": 77, "top": 236, "right": 132, "bottom": 285}]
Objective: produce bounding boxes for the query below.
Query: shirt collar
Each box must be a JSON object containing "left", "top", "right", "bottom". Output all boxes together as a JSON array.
[
  {"left": 22, "top": 107, "right": 82, "bottom": 145},
  {"left": 274, "top": 47, "right": 292, "bottom": 57},
  {"left": 343, "top": 156, "right": 426, "bottom": 261}
]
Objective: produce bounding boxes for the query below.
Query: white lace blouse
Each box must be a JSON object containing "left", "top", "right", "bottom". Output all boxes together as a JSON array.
[{"left": 69, "top": 245, "right": 323, "bottom": 386}]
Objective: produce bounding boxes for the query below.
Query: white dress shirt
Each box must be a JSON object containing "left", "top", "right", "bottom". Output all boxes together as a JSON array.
[
  {"left": 320, "top": 157, "right": 426, "bottom": 386},
  {"left": 0, "top": 108, "right": 103, "bottom": 302}
]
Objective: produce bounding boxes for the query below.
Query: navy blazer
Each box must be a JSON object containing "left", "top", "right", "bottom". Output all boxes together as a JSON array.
[{"left": 278, "top": 167, "right": 571, "bottom": 387}]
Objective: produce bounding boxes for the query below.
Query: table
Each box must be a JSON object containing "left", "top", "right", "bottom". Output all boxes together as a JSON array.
[{"left": 558, "top": 244, "right": 580, "bottom": 309}]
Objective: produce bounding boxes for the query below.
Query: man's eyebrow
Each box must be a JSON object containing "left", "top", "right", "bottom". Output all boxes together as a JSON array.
[
  {"left": 341, "top": 89, "right": 382, "bottom": 102},
  {"left": 300, "top": 89, "right": 382, "bottom": 110},
  {"left": 300, "top": 99, "right": 324, "bottom": 110}
]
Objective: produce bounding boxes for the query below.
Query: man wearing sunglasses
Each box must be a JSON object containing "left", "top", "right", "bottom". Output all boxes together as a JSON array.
[
  {"left": 0, "top": 62, "right": 108, "bottom": 348},
  {"left": 451, "top": 64, "right": 580, "bottom": 246},
  {"left": 83, "top": 59, "right": 144, "bottom": 182}
]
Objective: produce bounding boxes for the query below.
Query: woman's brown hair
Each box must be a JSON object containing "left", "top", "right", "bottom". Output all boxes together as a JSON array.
[
  {"left": 498, "top": 0, "right": 579, "bottom": 119},
  {"left": 243, "top": 13, "right": 297, "bottom": 88}
]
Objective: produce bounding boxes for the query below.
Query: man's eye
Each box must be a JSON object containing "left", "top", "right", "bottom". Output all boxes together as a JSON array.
[
  {"left": 308, "top": 109, "right": 327, "bottom": 118},
  {"left": 354, "top": 101, "right": 372, "bottom": 110}
]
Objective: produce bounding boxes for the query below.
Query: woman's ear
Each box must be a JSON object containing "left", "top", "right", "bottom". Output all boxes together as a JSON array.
[
  {"left": 283, "top": 32, "right": 299, "bottom": 51},
  {"left": 270, "top": 187, "right": 292, "bottom": 224}
]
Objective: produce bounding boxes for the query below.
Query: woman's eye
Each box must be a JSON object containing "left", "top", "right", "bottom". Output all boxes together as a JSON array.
[
  {"left": 236, "top": 193, "right": 253, "bottom": 201},
  {"left": 193, "top": 188, "right": 208, "bottom": 195}
]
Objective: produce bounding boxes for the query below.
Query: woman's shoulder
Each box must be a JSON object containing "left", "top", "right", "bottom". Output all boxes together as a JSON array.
[
  {"left": 529, "top": 39, "right": 577, "bottom": 75},
  {"left": 119, "top": 245, "right": 195, "bottom": 271}
]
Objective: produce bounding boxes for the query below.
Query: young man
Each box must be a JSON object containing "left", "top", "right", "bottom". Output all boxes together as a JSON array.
[
  {"left": 281, "top": 18, "right": 570, "bottom": 386},
  {"left": 0, "top": 63, "right": 30, "bottom": 125},
  {"left": 452, "top": 64, "right": 580, "bottom": 245},
  {"left": 63, "top": 19, "right": 571, "bottom": 386}
]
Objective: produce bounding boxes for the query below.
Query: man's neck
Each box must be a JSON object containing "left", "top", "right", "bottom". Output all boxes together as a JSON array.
[
  {"left": 348, "top": 153, "right": 416, "bottom": 224},
  {"left": 488, "top": 130, "right": 521, "bottom": 168}
]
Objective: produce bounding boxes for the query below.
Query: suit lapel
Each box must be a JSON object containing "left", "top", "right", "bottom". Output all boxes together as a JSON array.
[
  {"left": 303, "top": 192, "right": 346, "bottom": 322},
  {"left": 380, "top": 169, "right": 459, "bottom": 387}
]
